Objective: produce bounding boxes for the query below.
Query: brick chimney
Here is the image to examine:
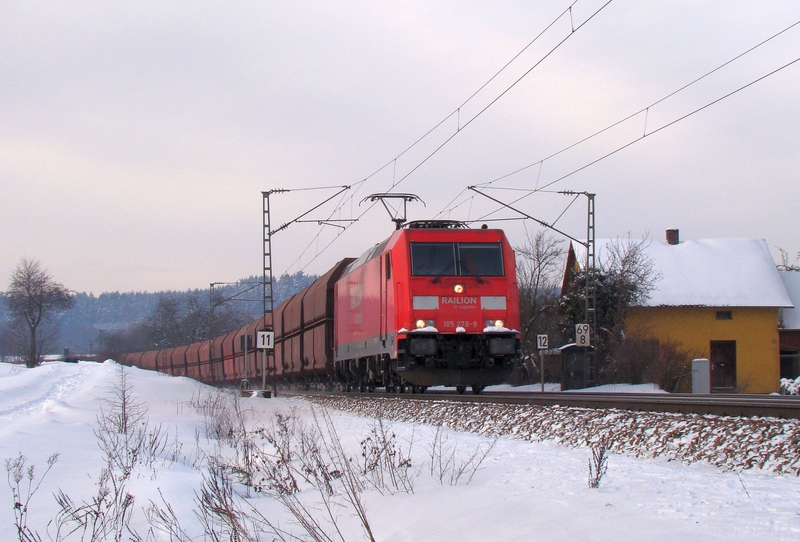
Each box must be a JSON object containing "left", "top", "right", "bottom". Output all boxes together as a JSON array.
[{"left": 666, "top": 228, "right": 679, "bottom": 245}]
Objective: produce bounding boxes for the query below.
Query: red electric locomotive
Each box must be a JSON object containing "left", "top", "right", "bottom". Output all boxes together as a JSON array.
[{"left": 334, "top": 220, "right": 520, "bottom": 393}]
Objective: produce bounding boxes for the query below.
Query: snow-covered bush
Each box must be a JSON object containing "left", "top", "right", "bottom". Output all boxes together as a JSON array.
[{"left": 780, "top": 377, "right": 800, "bottom": 395}]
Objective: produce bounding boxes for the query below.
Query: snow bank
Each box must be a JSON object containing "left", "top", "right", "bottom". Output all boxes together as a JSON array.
[{"left": 3, "top": 362, "right": 800, "bottom": 541}]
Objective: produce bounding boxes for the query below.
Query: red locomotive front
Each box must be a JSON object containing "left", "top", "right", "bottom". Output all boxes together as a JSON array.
[{"left": 334, "top": 221, "right": 520, "bottom": 393}]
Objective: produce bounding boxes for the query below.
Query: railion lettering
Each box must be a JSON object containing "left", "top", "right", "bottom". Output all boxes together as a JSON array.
[{"left": 441, "top": 296, "right": 478, "bottom": 305}]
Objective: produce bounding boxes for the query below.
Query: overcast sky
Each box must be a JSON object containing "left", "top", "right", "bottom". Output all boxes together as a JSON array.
[{"left": 2, "top": 1, "right": 799, "bottom": 294}]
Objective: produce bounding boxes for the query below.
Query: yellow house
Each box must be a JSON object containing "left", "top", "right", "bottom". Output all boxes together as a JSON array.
[{"left": 572, "top": 231, "right": 793, "bottom": 393}]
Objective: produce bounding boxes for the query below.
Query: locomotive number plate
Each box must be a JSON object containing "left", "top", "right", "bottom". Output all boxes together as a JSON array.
[{"left": 442, "top": 320, "right": 479, "bottom": 329}]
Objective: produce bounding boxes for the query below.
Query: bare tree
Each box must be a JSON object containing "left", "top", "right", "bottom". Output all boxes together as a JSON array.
[
  {"left": 559, "top": 235, "right": 661, "bottom": 384},
  {"left": 515, "top": 230, "right": 565, "bottom": 382},
  {"left": 147, "top": 295, "right": 184, "bottom": 349},
  {"left": 603, "top": 234, "right": 661, "bottom": 308},
  {"left": 5, "top": 258, "right": 74, "bottom": 367},
  {"left": 777, "top": 247, "right": 800, "bottom": 272}
]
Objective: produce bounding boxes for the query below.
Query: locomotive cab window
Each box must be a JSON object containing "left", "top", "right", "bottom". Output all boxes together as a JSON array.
[
  {"left": 410, "top": 243, "right": 457, "bottom": 276},
  {"left": 458, "top": 243, "right": 504, "bottom": 277},
  {"left": 410, "top": 242, "right": 504, "bottom": 277}
]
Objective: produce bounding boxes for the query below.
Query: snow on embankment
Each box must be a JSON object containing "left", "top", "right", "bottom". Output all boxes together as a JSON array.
[{"left": 307, "top": 395, "right": 800, "bottom": 475}]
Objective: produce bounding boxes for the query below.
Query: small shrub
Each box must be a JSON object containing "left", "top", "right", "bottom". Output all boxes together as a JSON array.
[
  {"left": 780, "top": 377, "right": 800, "bottom": 395},
  {"left": 648, "top": 339, "right": 694, "bottom": 393},
  {"left": 53, "top": 365, "right": 164, "bottom": 541},
  {"left": 426, "top": 426, "right": 496, "bottom": 486},
  {"left": 5, "top": 452, "right": 59, "bottom": 542},
  {"left": 246, "top": 408, "right": 377, "bottom": 542},
  {"left": 194, "top": 460, "right": 256, "bottom": 542},
  {"left": 94, "top": 366, "right": 169, "bottom": 478},
  {"left": 144, "top": 489, "right": 193, "bottom": 542},
  {"left": 359, "top": 418, "right": 414, "bottom": 494},
  {"left": 53, "top": 466, "right": 140, "bottom": 542},
  {"left": 588, "top": 442, "right": 609, "bottom": 489},
  {"left": 189, "top": 388, "right": 240, "bottom": 443}
]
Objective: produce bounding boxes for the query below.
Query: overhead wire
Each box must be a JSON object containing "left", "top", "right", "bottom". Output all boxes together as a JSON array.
[
  {"left": 337, "top": 0, "right": 613, "bottom": 242},
  {"left": 357, "top": 1, "right": 592, "bottom": 188},
  {"left": 282, "top": 8, "right": 800, "bottom": 273},
  {"left": 278, "top": 0, "right": 613, "bottom": 274},
  {"left": 435, "top": 18, "right": 800, "bottom": 224},
  {"left": 469, "top": 53, "right": 800, "bottom": 224},
  {"left": 384, "top": 0, "right": 615, "bottom": 192},
  {"left": 537, "top": 53, "right": 800, "bottom": 193},
  {"left": 473, "top": 17, "right": 800, "bottom": 191}
]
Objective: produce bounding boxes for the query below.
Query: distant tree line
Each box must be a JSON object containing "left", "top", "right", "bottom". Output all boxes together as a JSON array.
[
  {"left": 96, "top": 272, "right": 317, "bottom": 358},
  {"left": 97, "top": 291, "right": 250, "bottom": 357},
  {"left": 1, "top": 266, "right": 316, "bottom": 365}
]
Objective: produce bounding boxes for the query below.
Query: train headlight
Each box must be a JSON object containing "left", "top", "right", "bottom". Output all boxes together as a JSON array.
[
  {"left": 453, "top": 284, "right": 465, "bottom": 294},
  {"left": 489, "top": 337, "right": 516, "bottom": 355},
  {"left": 409, "top": 337, "right": 437, "bottom": 356},
  {"left": 415, "top": 319, "right": 435, "bottom": 329},
  {"left": 486, "top": 319, "right": 505, "bottom": 328}
]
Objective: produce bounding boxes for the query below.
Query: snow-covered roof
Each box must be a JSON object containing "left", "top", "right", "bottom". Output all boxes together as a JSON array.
[
  {"left": 572, "top": 238, "right": 793, "bottom": 308},
  {"left": 779, "top": 271, "right": 800, "bottom": 329}
]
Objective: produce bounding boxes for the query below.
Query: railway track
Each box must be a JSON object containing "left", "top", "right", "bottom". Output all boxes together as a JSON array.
[{"left": 283, "top": 389, "right": 800, "bottom": 419}]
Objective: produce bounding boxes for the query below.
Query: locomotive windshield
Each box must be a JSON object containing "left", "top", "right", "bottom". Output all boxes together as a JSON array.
[
  {"left": 410, "top": 242, "right": 504, "bottom": 277},
  {"left": 410, "top": 243, "right": 456, "bottom": 276},
  {"left": 458, "top": 243, "right": 504, "bottom": 276}
]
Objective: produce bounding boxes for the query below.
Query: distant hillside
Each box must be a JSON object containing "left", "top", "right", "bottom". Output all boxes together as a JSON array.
[{"left": 1, "top": 272, "right": 317, "bottom": 356}]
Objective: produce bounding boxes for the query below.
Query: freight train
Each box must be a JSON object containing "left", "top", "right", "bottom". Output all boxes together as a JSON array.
[{"left": 120, "top": 220, "right": 521, "bottom": 394}]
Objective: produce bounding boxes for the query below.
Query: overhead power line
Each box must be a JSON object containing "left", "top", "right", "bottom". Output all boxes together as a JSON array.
[
  {"left": 279, "top": 1, "right": 615, "bottom": 274},
  {"left": 281, "top": 8, "right": 800, "bottom": 275},
  {"left": 359, "top": 0, "right": 602, "bottom": 187},
  {"left": 509, "top": 54, "right": 800, "bottom": 211},
  {"left": 435, "top": 18, "right": 800, "bottom": 224},
  {"left": 377, "top": 0, "right": 615, "bottom": 192},
  {"left": 478, "top": 18, "right": 800, "bottom": 192}
]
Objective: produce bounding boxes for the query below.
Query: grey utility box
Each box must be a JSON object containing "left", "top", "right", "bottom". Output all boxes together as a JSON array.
[{"left": 692, "top": 358, "right": 711, "bottom": 394}]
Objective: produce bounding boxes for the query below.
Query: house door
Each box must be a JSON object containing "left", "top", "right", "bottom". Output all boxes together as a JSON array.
[{"left": 710, "top": 341, "right": 737, "bottom": 392}]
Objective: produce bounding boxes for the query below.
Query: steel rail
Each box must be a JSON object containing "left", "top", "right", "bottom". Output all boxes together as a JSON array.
[{"left": 287, "top": 389, "right": 800, "bottom": 419}]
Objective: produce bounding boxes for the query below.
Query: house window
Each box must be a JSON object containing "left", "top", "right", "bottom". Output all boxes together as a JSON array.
[
  {"left": 780, "top": 350, "right": 800, "bottom": 380},
  {"left": 716, "top": 311, "right": 733, "bottom": 320}
]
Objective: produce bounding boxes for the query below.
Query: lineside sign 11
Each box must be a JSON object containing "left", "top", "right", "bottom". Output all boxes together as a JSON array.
[{"left": 257, "top": 331, "right": 275, "bottom": 350}]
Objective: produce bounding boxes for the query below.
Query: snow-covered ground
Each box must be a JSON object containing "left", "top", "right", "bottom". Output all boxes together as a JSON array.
[{"left": 2, "top": 361, "right": 800, "bottom": 541}]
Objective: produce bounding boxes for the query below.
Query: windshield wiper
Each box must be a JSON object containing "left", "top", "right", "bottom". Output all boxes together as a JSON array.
[
  {"left": 467, "top": 269, "right": 485, "bottom": 283},
  {"left": 431, "top": 265, "right": 454, "bottom": 284},
  {"left": 461, "top": 262, "right": 485, "bottom": 284}
]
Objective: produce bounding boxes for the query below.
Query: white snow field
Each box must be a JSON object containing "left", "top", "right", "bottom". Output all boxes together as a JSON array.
[{"left": 2, "top": 360, "right": 800, "bottom": 541}]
